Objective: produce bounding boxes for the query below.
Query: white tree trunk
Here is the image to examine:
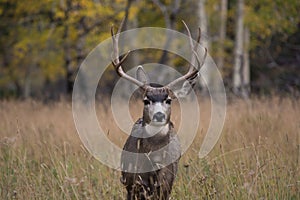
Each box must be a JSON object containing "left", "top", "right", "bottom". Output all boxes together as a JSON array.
[
  {"left": 241, "top": 27, "right": 250, "bottom": 98},
  {"left": 233, "top": 0, "right": 244, "bottom": 96},
  {"left": 197, "top": 0, "right": 212, "bottom": 93},
  {"left": 197, "top": 0, "right": 209, "bottom": 48}
]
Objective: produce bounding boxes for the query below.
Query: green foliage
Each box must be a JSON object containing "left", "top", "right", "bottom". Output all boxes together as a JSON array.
[
  {"left": 245, "top": 0, "right": 300, "bottom": 47},
  {"left": 0, "top": 0, "right": 126, "bottom": 97},
  {"left": 0, "top": 0, "right": 299, "bottom": 97}
]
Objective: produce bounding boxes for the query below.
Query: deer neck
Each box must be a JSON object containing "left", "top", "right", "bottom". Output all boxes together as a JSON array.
[{"left": 144, "top": 123, "right": 169, "bottom": 137}]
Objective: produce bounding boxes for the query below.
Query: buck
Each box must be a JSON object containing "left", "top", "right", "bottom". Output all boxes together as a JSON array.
[{"left": 111, "top": 22, "right": 207, "bottom": 200}]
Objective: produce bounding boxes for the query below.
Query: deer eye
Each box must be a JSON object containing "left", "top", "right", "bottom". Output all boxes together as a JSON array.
[
  {"left": 165, "top": 99, "right": 172, "bottom": 105},
  {"left": 143, "top": 99, "right": 150, "bottom": 105}
]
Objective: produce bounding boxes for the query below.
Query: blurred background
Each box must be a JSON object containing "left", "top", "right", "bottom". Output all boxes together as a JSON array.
[
  {"left": 1, "top": 1, "right": 300, "bottom": 199},
  {"left": 0, "top": 0, "right": 299, "bottom": 100}
]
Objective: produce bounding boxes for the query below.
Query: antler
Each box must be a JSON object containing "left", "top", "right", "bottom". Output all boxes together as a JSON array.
[
  {"left": 111, "top": 22, "right": 145, "bottom": 88},
  {"left": 166, "top": 21, "right": 207, "bottom": 89},
  {"left": 111, "top": 21, "right": 207, "bottom": 90}
]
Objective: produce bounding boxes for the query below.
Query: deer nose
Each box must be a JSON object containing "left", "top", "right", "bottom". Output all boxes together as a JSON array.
[{"left": 153, "top": 112, "right": 165, "bottom": 122}]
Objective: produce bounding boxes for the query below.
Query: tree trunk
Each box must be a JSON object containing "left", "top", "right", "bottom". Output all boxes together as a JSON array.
[
  {"left": 217, "top": 0, "right": 227, "bottom": 70},
  {"left": 64, "top": 25, "right": 73, "bottom": 95},
  {"left": 63, "top": 0, "right": 73, "bottom": 95},
  {"left": 197, "top": 0, "right": 212, "bottom": 93},
  {"left": 233, "top": 0, "right": 244, "bottom": 96},
  {"left": 241, "top": 27, "right": 250, "bottom": 98},
  {"left": 152, "top": 0, "right": 180, "bottom": 65},
  {"left": 23, "top": 65, "right": 33, "bottom": 99},
  {"left": 76, "top": 18, "right": 86, "bottom": 68},
  {"left": 117, "top": 0, "right": 138, "bottom": 99},
  {"left": 152, "top": 0, "right": 181, "bottom": 84}
]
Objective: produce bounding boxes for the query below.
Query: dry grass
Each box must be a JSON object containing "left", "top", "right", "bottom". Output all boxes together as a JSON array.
[{"left": 0, "top": 97, "right": 299, "bottom": 199}]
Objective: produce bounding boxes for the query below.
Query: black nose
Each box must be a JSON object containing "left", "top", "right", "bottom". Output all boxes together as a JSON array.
[{"left": 153, "top": 112, "right": 165, "bottom": 122}]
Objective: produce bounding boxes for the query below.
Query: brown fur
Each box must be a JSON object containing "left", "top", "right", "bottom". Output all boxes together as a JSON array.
[
  {"left": 121, "top": 87, "right": 181, "bottom": 200},
  {"left": 121, "top": 119, "right": 180, "bottom": 200}
]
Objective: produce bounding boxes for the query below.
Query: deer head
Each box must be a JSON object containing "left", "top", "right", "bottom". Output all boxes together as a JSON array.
[{"left": 111, "top": 21, "right": 207, "bottom": 133}]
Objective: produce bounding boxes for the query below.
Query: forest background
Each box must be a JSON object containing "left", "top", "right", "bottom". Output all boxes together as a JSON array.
[
  {"left": 1, "top": 1, "right": 300, "bottom": 199},
  {"left": 0, "top": 0, "right": 299, "bottom": 99}
]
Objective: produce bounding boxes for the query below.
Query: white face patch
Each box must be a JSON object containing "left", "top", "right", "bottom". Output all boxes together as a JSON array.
[
  {"left": 148, "top": 101, "right": 170, "bottom": 124},
  {"left": 153, "top": 102, "right": 164, "bottom": 114},
  {"left": 151, "top": 102, "right": 166, "bottom": 123}
]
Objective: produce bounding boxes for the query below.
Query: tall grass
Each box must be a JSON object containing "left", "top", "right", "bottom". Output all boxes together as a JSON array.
[{"left": 0, "top": 97, "right": 299, "bottom": 199}]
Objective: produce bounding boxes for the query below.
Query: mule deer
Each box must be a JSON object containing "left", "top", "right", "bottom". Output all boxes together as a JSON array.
[{"left": 111, "top": 22, "right": 207, "bottom": 200}]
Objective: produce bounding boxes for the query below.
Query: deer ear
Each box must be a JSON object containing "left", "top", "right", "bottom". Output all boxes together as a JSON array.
[
  {"left": 136, "top": 65, "right": 150, "bottom": 85},
  {"left": 171, "top": 75, "right": 198, "bottom": 99}
]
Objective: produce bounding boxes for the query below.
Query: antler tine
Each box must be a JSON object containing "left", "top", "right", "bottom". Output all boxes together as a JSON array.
[
  {"left": 167, "top": 21, "right": 207, "bottom": 88},
  {"left": 187, "top": 26, "right": 208, "bottom": 73},
  {"left": 111, "top": 22, "right": 145, "bottom": 88},
  {"left": 184, "top": 22, "right": 199, "bottom": 74}
]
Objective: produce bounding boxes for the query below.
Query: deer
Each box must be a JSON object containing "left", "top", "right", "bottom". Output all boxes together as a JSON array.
[{"left": 111, "top": 22, "right": 207, "bottom": 200}]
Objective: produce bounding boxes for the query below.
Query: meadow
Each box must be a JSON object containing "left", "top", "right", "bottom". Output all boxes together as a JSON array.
[{"left": 0, "top": 97, "right": 299, "bottom": 199}]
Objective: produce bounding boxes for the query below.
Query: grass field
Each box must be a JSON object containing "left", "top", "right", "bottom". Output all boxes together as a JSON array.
[{"left": 0, "top": 97, "right": 299, "bottom": 199}]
